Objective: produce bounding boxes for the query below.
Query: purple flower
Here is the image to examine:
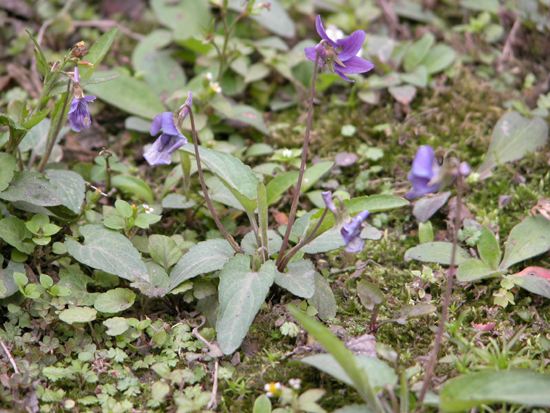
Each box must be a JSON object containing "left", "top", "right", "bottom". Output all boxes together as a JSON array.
[
  {"left": 406, "top": 145, "right": 441, "bottom": 200},
  {"left": 68, "top": 66, "right": 96, "bottom": 132},
  {"left": 178, "top": 91, "right": 193, "bottom": 121},
  {"left": 341, "top": 210, "right": 369, "bottom": 253},
  {"left": 322, "top": 191, "right": 337, "bottom": 213},
  {"left": 68, "top": 95, "right": 96, "bottom": 132},
  {"left": 305, "top": 15, "right": 374, "bottom": 82},
  {"left": 144, "top": 112, "right": 188, "bottom": 166}
]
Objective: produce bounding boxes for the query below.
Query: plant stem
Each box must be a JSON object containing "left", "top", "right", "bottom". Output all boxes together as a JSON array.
[
  {"left": 37, "top": 80, "right": 71, "bottom": 172},
  {"left": 276, "top": 54, "right": 320, "bottom": 268},
  {"left": 179, "top": 151, "right": 192, "bottom": 196},
  {"left": 277, "top": 207, "right": 328, "bottom": 272},
  {"left": 418, "top": 176, "right": 464, "bottom": 403},
  {"left": 184, "top": 105, "right": 242, "bottom": 254},
  {"left": 100, "top": 148, "right": 112, "bottom": 193}
]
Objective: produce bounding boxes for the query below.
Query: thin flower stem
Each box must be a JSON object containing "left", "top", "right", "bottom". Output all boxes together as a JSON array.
[
  {"left": 38, "top": 80, "right": 72, "bottom": 172},
  {"left": 276, "top": 54, "right": 320, "bottom": 268},
  {"left": 184, "top": 105, "right": 242, "bottom": 254},
  {"left": 418, "top": 175, "right": 464, "bottom": 403},
  {"left": 277, "top": 207, "right": 328, "bottom": 272},
  {"left": 0, "top": 338, "right": 19, "bottom": 374}
]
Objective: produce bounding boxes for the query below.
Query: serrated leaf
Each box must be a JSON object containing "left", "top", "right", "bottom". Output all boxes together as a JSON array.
[
  {"left": 500, "top": 216, "right": 550, "bottom": 270},
  {"left": 404, "top": 242, "right": 470, "bottom": 265},
  {"left": 440, "top": 370, "right": 550, "bottom": 411},
  {"left": 216, "top": 256, "right": 275, "bottom": 354},
  {"left": 66, "top": 225, "right": 149, "bottom": 282},
  {"left": 169, "top": 239, "right": 234, "bottom": 290},
  {"left": 275, "top": 260, "right": 316, "bottom": 298}
]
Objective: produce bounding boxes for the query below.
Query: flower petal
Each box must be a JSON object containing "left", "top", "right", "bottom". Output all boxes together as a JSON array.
[
  {"left": 411, "top": 145, "right": 436, "bottom": 179},
  {"left": 336, "top": 56, "right": 375, "bottom": 74},
  {"left": 322, "top": 191, "right": 337, "bottom": 213},
  {"left": 337, "top": 30, "right": 366, "bottom": 61},
  {"left": 315, "top": 15, "right": 336, "bottom": 46},
  {"left": 149, "top": 113, "right": 164, "bottom": 136},
  {"left": 143, "top": 133, "right": 187, "bottom": 166},
  {"left": 160, "top": 112, "right": 180, "bottom": 136},
  {"left": 345, "top": 236, "right": 365, "bottom": 253}
]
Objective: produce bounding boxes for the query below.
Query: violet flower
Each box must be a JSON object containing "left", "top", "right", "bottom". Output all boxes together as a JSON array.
[
  {"left": 144, "top": 112, "right": 188, "bottom": 166},
  {"left": 341, "top": 210, "right": 370, "bottom": 253},
  {"left": 304, "top": 15, "right": 374, "bottom": 82},
  {"left": 144, "top": 93, "right": 192, "bottom": 166},
  {"left": 406, "top": 145, "right": 441, "bottom": 200},
  {"left": 68, "top": 67, "right": 96, "bottom": 132},
  {"left": 322, "top": 191, "right": 337, "bottom": 213}
]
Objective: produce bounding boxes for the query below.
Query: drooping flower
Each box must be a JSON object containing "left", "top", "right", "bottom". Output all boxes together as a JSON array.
[
  {"left": 68, "top": 67, "right": 96, "bottom": 132},
  {"left": 144, "top": 112, "right": 187, "bottom": 166},
  {"left": 341, "top": 210, "right": 370, "bottom": 253},
  {"left": 406, "top": 145, "right": 441, "bottom": 200},
  {"left": 322, "top": 191, "right": 337, "bottom": 213},
  {"left": 304, "top": 15, "right": 374, "bottom": 82}
]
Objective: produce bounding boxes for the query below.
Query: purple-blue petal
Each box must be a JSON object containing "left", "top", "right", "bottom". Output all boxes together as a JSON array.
[
  {"left": 150, "top": 113, "right": 164, "bottom": 136},
  {"left": 341, "top": 210, "right": 369, "bottom": 244},
  {"left": 144, "top": 133, "right": 187, "bottom": 166},
  {"left": 160, "top": 112, "right": 180, "bottom": 136},
  {"left": 336, "top": 30, "right": 366, "bottom": 61},
  {"left": 336, "top": 56, "right": 375, "bottom": 74},
  {"left": 411, "top": 145, "right": 436, "bottom": 179},
  {"left": 345, "top": 236, "right": 365, "bottom": 253},
  {"left": 322, "top": 191, "right": 337, "bottom": 213},
  {"left": 68, "top": 96, "right": 93, "bottom": 132},
  {"left": 315, "top": 15, "right": 336, "bottom": 46}
]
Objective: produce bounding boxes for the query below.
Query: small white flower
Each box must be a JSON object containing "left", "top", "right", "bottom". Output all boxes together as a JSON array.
[
  {"left": 281, "top": 148, "right": 293, "bottom": 158},
  {"left": 289, "top": 378, "right": 301, "bottom": 390},
  {"left": 142, "top": 204, "right": 154, "bottom": 214},
  {"left": 205, "top": 72, "right": 213, "bottom": 81},
  {"left": 210, "top": 81, "right": 222, "bottom": 94}
]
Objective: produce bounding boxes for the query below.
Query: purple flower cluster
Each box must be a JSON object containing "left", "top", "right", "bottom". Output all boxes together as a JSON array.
[
  {"left": 305, "top": 15, "right": 374, "bottom": 82},
  {"left": 144, "top": 92, "right": 192, "bottom": 166},
  {"left": 68, "top": 67, "right": 96, "bottom": 132}
]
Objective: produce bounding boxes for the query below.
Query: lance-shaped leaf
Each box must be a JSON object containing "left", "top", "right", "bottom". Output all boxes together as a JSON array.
[
  {"left": 169, "top": 239, "right": 234, "bottom": 290},
  {"left": 216, "top": 256, "right": 275, "bottom": 354},
  {"left": 180, "top": 144, "right": 259, "bottom": 211},
  {"left": 404, "top": 242, "right": 470, "bottom": 265},
  {"left": 79, "top": 28, "right": 118, "bottom": 81}
]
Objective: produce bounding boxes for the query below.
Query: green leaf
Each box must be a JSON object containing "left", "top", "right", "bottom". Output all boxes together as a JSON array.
[
  {"left": 479, "top": 112, "right": 548, "bottom": 174},
  {"left": 356, "top": 280, "right": 385, "bottom": 310},
  {"left": 151, "top": 0, "right": 211, "bottom": 41},
  {"left": 0, "top": 217, "right": 34, "bottom": 254},
  {"left": 460, "top": 0, "right": 500, "bottom": 13},
  {"left": 66, "top": 225, "right": 149, "bottom": 282},
  {"left": 94, "top": 288, "right": 136, "bottom": 313},
  {"left": 403, "top": 33, "right": 435, "bottom": 72},
  {"left": 103, "top": 317, "right": 130, "bottom": 336},
  {"left": 0, "top": 170, "right": 85, "bottom": 215},
  {"left": 404, "top": 242, "right": 470, "bottom": 265},
  {"left": 421, "top": 44, "right": 456, "bottom": 74},
  {"left": 180, "top": 144, "right": 259, "bottom": 210},
  {"left": 216, "top": 256, "right": 275, "bottom": 354},
  {"left": 136, "top": 50, "right": 186, "bottom": 98},
  {"left": 301, "top": 354, "right": 397, "bottom": 390},
  {"left": 241, "top": 229, "right": 282, "bottom": 257},
  {"left": 0, "top": 113, "right": 27, "bottom": 151},
  {"left": 85, "top": 71, "right": 164, "bottom": 119},
  {"left": 440, "top": 370, "right": 550, "bottom": 411},
  {"left": 457, "top": 259, "right": 500, "bottom": 282},
  {"left": 79, "top": 29, "right": 118, "bottom": 81},
  {"left": 0, "top": 153, "right": 16, "bottom": 192},
  {"left": 59, "top": 307, "right": 97, "bottom": 324},
  {"left": 148, "top": 235, "right": 182, "bottom": 269},
  {"left": 302, "top": 227, "right": 345, "bottom": 254},
  {"left": 310, "top": 273, "right": 337, "bottom": 321},
  {"left": 275, "top": 260, "right": 316, "bottom": 299},
  {"left": 253, "top": 395, "right": 272, "bottom": 413},
  {"left": 477, "top": 227, "right": 501, "bottom": 269},
  {"left": 210, "top": 96, "right": 268, "bottom": 134},
  {"left": 510, "top": 270, "right": 550, "bottom": 299},
  {"left": 266, "top": 161, "right": 333, "bottom": 205},
  {"left": 228, "top": 0, "right": 295, "bottom": 38},
  {"left": 112, "top": 175, "right": 154, "bottom": 204},
  {"left": 500, "top": 216, "right": 550, "bottom": 270},
  {"left": 0, "top": 261, "right": 25, "bottom": 299},
  {"left": 288, "top": 306, "right": 382, "bottom": 411},
  {"left": 169, "top": 239, "right": 234, "bottom": 290}
]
